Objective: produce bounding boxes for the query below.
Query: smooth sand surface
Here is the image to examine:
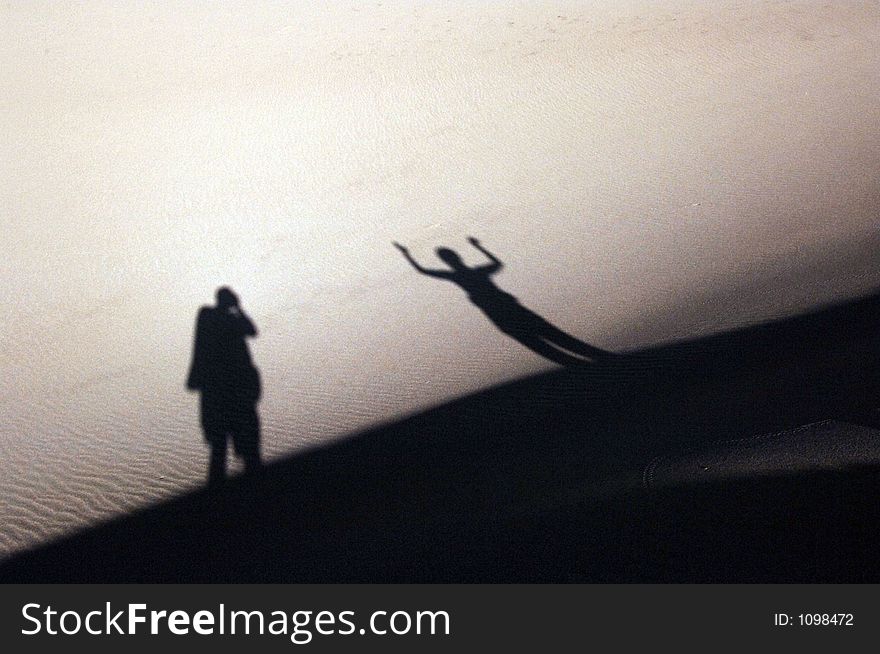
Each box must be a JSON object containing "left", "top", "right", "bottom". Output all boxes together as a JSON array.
[{"left": 2, "top": 1, "right": 879, "bottom": 558}]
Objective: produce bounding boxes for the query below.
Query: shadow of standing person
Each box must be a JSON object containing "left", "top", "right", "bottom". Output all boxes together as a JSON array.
[
  {"left": 394, "top": 237, "right": 609, "bottom": 367},
  {"left": 187, "top": 287, "right": 262, "bottom": 486}
]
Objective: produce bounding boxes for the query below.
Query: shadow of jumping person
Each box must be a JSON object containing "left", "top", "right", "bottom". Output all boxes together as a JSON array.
[
  {"left": 394, "top": 237, "right": 609, "bottom": 367},
  {"left": 186, "top": 287, "right": 262, "bottom": 486}
]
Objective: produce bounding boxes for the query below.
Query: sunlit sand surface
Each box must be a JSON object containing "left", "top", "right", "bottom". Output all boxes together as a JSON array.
[{"left": 2, "top": 1, "right": 879, "bottom": 557}]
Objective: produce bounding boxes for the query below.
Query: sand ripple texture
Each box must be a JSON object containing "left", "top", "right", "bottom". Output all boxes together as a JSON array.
[{"left": 2, "top": 1, "right": 880, "bottom": 558}]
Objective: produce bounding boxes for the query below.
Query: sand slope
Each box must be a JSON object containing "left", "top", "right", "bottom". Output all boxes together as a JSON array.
[{"left": 2, "top": 1, "right": 879, "bottom": 558}]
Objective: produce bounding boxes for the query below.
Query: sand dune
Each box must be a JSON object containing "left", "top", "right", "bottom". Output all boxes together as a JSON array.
[{"left": 2, "top": 1, "right": 879, "bottom": 558}]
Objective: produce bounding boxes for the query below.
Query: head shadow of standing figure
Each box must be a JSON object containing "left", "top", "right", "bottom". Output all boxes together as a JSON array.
[
  {"left": 186, "top": 287, "right": 262, "bottom": 485},
  {"left": 393, "top": 237, "right": 610, "bottom": 367}
]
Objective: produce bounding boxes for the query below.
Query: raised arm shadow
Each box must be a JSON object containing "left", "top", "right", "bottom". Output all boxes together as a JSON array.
[{"left": 393, "top": 238, "right": 608, "bottom": 366}]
